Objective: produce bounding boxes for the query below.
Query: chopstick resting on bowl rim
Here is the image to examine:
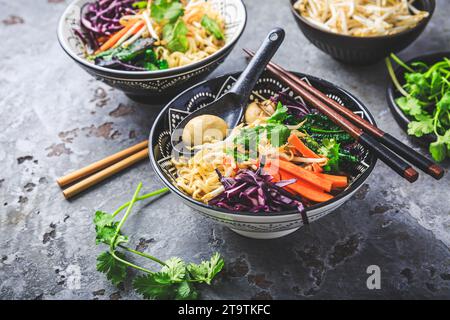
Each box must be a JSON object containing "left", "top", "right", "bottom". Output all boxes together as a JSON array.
[
  {"left": 243, "top": 49, "right": 444, "bottom": 181},
  {"left": 243, "top": 49, "right": 426, "bottom": 183},
  {"left": 57, "top": 140, "right": 149, "bottom": 199}
]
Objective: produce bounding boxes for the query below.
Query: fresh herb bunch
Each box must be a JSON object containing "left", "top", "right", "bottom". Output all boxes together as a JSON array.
[
  {"left": 386, "top": 53, "right": 450, "bottom": 162},
  {"left": 94, "top": 183, "right": 224, "bottom": 300}
]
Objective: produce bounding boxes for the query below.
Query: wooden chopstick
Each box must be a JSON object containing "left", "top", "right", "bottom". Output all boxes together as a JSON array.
[
  {"left": 243, "top": 49, "right": 419, "bottom": 183},
  {"left": 62, "top": 148, "right": 149, "bottom": 199},
  {"left": 244, "top": 49, "right": 444, "bottom": 180},
  {"left": 57, "top": 140, "right": 148, "bottom": 187}
]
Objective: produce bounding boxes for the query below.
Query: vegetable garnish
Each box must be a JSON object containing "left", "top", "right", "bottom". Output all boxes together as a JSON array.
[
  {"left": 270, "top": 92, "right": 311, "bottom": 123},
  {"left": 210, "top": 167, "right": 302, "bottom": 212},
  {"left": 209, "top": 168, "right": 309, "bottom": 223},
  {"left": 172, "top": 91, "right": 361, "bottom": 213},
  {"left": 201, "top": 15, "right": 225, "bottom": 40},
  {"left": 163, "top": 18, "right": 189, "bottom": 53},
  {"left": 288, "top": 133, "right": 319, "bottom": 158},
  {"left": 95, "top": 183, "right": 224, "bottom": 300},
  {"left": 76, "top": 0, "right": 226, "bottom": 71},
  {"left": 386, "top": 53, "right": 450, "bottom": 162}
]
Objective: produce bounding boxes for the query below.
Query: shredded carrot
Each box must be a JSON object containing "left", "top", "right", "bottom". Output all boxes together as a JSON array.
[
  {"left": 95, "top": 20, "right": 144, "bottom": 54},
  {"left": 131, "top": 23, "right": 145, "bottom": 35},
  {"left": 288, "top": 134, "right": 319, "bottom": 158}
]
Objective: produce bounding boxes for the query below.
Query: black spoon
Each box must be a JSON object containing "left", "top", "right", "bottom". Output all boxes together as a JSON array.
[{"left": 171, "top": 27, "right": 285, "bottom": 155}]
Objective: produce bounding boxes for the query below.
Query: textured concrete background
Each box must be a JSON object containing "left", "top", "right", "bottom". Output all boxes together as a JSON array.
[{"left": 1, "top": 0, "right": 450, "bottom": 300}]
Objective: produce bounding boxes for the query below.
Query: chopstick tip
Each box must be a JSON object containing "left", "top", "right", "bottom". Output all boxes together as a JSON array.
[
  {"left": 428, "top": 164, "right": 444, "bottom": 180},
  {"left": 404, "top": 167, "right": 419, "bottom": 183}
]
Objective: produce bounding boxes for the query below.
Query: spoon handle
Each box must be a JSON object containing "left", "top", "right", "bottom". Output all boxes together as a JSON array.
[{"left": 229, "top": 28, "right": 285, "bottom": 101}]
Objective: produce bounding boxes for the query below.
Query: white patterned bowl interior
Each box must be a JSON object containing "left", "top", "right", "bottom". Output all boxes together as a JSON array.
[
  {"left": 149, "top": 71, "right": 377, "bottom": 239},
  {"left": 57, "top": 0, "right": 247, "bottom": 99}
]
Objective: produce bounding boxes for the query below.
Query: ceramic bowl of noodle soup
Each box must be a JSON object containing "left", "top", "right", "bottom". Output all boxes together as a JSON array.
[
  {"left": 149, "top": 71, "right": 377, "bottom": 239},
  {"left": 57, "top": 0, "right": 247, "bottom": 102}
]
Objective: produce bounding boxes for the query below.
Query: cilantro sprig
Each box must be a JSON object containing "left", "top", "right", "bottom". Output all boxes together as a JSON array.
[
  {"left": 386, "top": 53, "right": 450, "bottom": 162},
  {"left": 94, "top": 183, "right": 224, "bottom": 299},
  {"left": 201, "top": 15, "right": 224, "bottom": 40},
  {"left": 151, "top": 0, "right": 184, "bottom": 23}
]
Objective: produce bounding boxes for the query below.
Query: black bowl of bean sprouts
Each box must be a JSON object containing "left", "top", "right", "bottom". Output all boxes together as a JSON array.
[{"left": 289, "top": 0, "right": 435, "bottom": 65}]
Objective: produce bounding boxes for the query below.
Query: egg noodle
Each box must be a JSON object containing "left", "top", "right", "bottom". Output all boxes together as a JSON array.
[
  {"left": 155, "top": 0, "right": 225, "bottom": 67},
  {"left": 119, "top": 0, "right": 226, "bottom": 68}
]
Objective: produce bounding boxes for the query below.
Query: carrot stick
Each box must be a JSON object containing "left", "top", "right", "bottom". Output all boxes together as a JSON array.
[
  {"left": 95, "top": 20, "right": 142, "bottom": 54},
  {"left": 275, "top": 159, "right": 332, "bottom": 192},
  {"left": 316, "top": 173, "right": 348, "bottom": 188},
  {"left": 288, "top": 134, "right": 319, "bottom": 158},
  {"left": 280, "top": 171, "right": 333, "bottom": 203}
]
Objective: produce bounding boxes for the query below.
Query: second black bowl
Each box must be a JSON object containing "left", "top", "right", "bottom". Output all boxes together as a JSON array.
[
  {"left": 290, "top": 0, "right": 435, "bottom": 65},
  {"left": 57, "top": 0, "right": 247, "bottom": 103}
]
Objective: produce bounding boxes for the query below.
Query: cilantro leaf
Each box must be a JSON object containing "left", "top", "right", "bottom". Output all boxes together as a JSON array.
[
  {"left": 94, "top": 211, "right": 128, "bottom": 247},
  {"left": 231, "top": 123, "right": 290, "bottom": 161},
  {"left": 407, "top": 114, "right": 434, "bottom": 137},
  {"left": 96, "top": 251, "right": 128, "bottom": 286},
  {"left": 201, "top": 15, "right": 224, "bottom": 40},
  {"left": 395, "top": 96, "right": 423, "bottom": 117},
  {"left": 404, "top": 72, "right": 430, "bottom": 100},
  {"left": 176, "top": 281, "right": 198, "bottom": 300},
  {"left": 187, "top": 252, "right": 224, "bottom": 285},
  {"left": 133, "top": 275, "right": 199, "bottom": 300},
  {"left": 151, "top": 0, "right": 184, "bottom": 23},
  {"left": 163, "top": 19, "right": 189, "bottom": 53},
  {"left": 430, "top": 139, "right": 447, "bottom": 162},
  {"left": 267, "top": 102, "right": 290, "bottom": 124},
  {"left": 430, "top": 131, "right": 450, "bottom": 162},
  {"left": 266, "top": 123, "right": 291, "bottom": 147},
  {"left": 133, "top": 274, "right": 174, "bottom": 299},
  {"left": 436, "top": 91, "right": 450, "bottom": 113},
  {"left": 94, "top": 210, "right": 115, "bottom": 228},
  {"left": 158, "top": 257, "right": 186, "bottom": 283}
]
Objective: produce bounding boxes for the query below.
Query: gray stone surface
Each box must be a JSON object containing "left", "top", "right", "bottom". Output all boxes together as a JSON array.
[{"left": 1, "top": 0, "right": 450, "bottom": 300}]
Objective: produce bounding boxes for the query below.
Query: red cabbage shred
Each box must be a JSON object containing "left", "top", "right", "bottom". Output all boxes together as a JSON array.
[{"left": 209, "top": 168, "right": 305, "bottom": 214}]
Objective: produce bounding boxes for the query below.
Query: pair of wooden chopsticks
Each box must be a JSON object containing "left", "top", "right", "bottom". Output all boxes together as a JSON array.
[
  {"left": 243, "top": 49, "right": 444, "bottom": 182},
  {"left": 57, "top": 140, "right": 149, "bottom": 199}
]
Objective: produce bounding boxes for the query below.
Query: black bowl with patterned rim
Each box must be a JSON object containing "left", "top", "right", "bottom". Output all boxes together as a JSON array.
[
  {"left": 148, "top": 70, "right": 378, "bottom": 239},
  {"left": 57, "top": 0, "right": 247, "bottom": 103},
  {"left": 386, "top": 51, "right": 450, "bottom": 145},
  {"left": 289, "top": 0, "right": 435, "bottom": 65}
]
